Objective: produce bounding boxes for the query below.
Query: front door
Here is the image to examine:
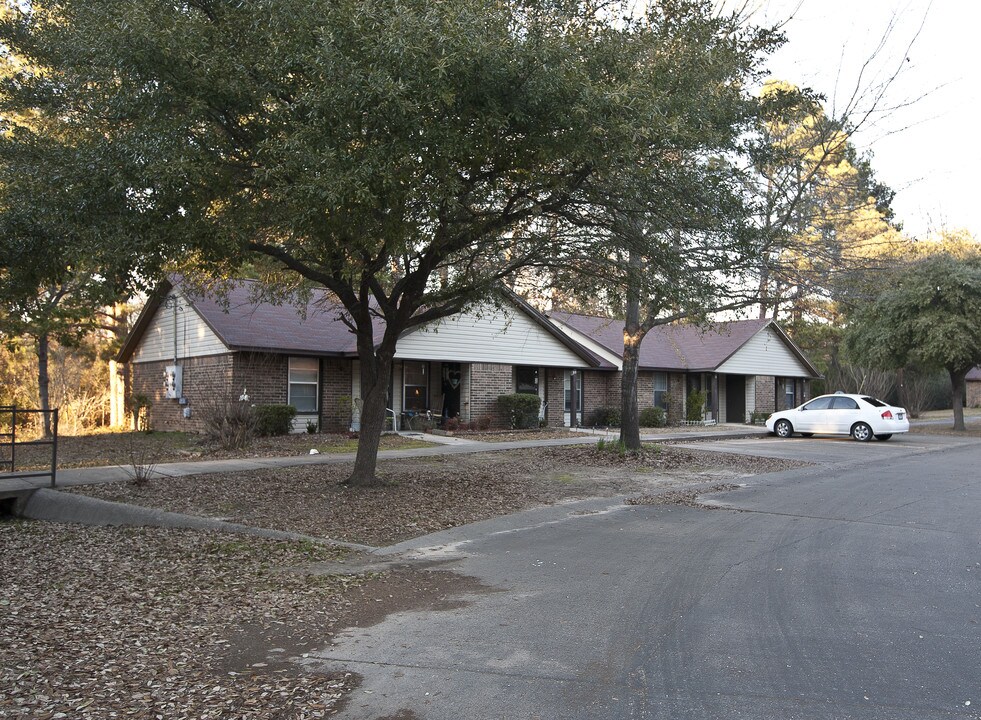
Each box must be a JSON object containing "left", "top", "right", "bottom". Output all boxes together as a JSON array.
[
  {"left": 441, "top": 363, "right": 462, "bottom": 419},
  {"left": 725, "top": 375, "right": 746, "bottom": 424}
]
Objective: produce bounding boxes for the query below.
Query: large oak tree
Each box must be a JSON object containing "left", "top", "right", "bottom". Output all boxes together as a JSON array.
[{"left": 2, "top": 0, "right": 778, "bottom": 483}]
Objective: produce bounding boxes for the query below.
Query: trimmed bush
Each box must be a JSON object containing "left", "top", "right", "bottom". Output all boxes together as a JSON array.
[
  {"left": 587, "top": 406, "right": 621, "bottom": 427},
  {"left": 497, "top": 393, "right": 541, "bottom": 429},
  {"left": 254, "top": 404, "right": 297, "bottom": 436},
  {"left": 201, "top": 399, "right": 257, "bottom": 450},
  {"left": 686, "top": 390, "right": 706, "bottom": 422},
  {"left": 639, "top": 406, "right": 666, "bottom": 427}
]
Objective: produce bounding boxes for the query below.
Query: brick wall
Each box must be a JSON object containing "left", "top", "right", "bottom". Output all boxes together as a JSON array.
[
  {"left": 667, "top": 373, "right": 686, "bottom": 425},
  {"left": 800, "top": 379, "right": 812, "bottom": 404},
  {"left": 545, "top": 369, "right": 565, "bottom": 427},
  {"left": 460, "top": 364, "right": 472, "bottom": 422},
  {"left": 233, "top": 353, "right": 288, "bottom": 406},
  {"left": 635, "top": 371, "right": 654, "bottom": 411},
  {"left": 469, "top": 363, "right": 513, "bottom": 426},
  {"left": 134, "top": 352, "right": 359, "bottom": 435},
  {"left": 582, "top": 370, "right": 617, "bottom": 422},
  {"left": 321, "top": 358, "right": 354, "bottom": 432},
  {"left": 968, "top": 380, "right": 981, "bottom": 408},
  {"left": 132, "top": 354, "right": 235, "bottom": 433},
  {"left": 755, "top": 375, "right": 776, "bottom": 414}
]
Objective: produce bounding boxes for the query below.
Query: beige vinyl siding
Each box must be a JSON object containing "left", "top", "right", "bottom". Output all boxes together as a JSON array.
[
  {"left": 395, "top": 304, "right": 588, "bottom": 368},
  {"left": 133, "top": 293, "right": 228, "bottom": 363},
  {"left": 716, "top": 326, "right": 811, "bottom": 377}
]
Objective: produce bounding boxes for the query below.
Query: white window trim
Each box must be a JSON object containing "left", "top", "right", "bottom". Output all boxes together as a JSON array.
[
  {"left": 653, "top": 372, "right": 668, "bottom": 409},
  {"left": 288, "top": 357, "right": 319, "bottom": 413},
  {"left": 403, "top": 360, "right": 430, "bottom": 412}
]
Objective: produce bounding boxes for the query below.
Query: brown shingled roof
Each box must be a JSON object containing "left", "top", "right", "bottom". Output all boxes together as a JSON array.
[
  {"left": 190, "top": 282, "right": 363, "bottom": 355},
  {"left": 119, "top": 279, "right": 604, "bottom": 366},
  {"left": 550, "top": 312, "right": 804, "bottom": 372},
  {"left": 117, "top": 278, "right": 368, "bottom": 362}
]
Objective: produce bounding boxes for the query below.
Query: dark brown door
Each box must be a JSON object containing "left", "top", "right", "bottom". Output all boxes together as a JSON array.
[{"left": 726, "top": 375, "right": 746, "bottom": 424}]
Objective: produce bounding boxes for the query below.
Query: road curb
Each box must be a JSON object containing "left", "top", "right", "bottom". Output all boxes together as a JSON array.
[{"left": 18, "top": 488, "right": 374, "bottom": 552}]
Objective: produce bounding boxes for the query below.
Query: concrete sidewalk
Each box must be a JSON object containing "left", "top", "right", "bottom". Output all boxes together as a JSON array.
[{"left": 1, "top": 425, "right": 767, "bottom": 496}]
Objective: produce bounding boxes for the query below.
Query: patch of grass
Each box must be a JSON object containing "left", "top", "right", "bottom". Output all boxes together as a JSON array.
[
  {"left": 205, "top": 538, "right": 257, "bottom": 555},
  {"left": 319, "top": 440, "right": 360, "bottom": 453},
  {"left": 392, "top": 438, "right": 439, "bottom": 450},
  {"left": 596, "top": 438, "right": 628, "bottom": 455},
  {"left": 552, "top": 473, "right": 576, "bottom": 484},
  {"left": 318, "top": 437, "right": 437, "bottom": 453}
]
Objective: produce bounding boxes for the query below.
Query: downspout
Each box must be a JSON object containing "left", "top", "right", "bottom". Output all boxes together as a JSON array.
[{"left": 172, "top": 296, "right": 178, "bottom": 365}]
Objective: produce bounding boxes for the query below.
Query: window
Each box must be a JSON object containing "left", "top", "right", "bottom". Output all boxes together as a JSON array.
[
  {"left": 654, "top": 372, "right": 668, "bottom": 409},
  {"left": 288, "top": 357, "right": 319, "bottom": 413},
  {"left": 403, "top": 361, "right": 429, "bottom": 412},
  {"left": 802, "top": 396, "right": 833, "bottom": 411},
  {"left": 515, "top": 366, "right": 539, "bottom": 395},
  {"left": 564, "top": 371, "right": 584, "bottom": 412},
  {"left": 831, "top": 397, "right": 859, "bottom": 410}
]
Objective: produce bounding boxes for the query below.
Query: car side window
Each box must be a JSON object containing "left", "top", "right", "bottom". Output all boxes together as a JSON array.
[
  {"left": 831, "top": 397, "right": 860, "bottom": 410},
  {"left": 802, "top": 397, "right": 834, "bottom": 411}
]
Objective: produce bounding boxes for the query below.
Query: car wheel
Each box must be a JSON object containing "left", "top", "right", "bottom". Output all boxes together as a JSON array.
[
  {"left": 851, "top": 422, "right": 873, "bottom": 442},
  {"left": 774, "top": 419, "right": 793, "bottom": 438},
  {"left": 874, "top": 434, "right": 892, "bottom": 441}
]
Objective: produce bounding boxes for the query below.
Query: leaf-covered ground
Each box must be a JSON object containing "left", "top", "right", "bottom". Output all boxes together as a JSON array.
[
  {"left": 0, "top": 523, "right": 362, "bottom": 719},
  {"left": 10, "top": 430, "right": 438, "bottom": 470},
  {"left": 69, "top": 444, "right": 804, "bottom": 547}
]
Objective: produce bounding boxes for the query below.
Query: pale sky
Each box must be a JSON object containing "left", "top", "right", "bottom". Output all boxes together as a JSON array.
[{"left": 741, "top": 0, "right": 978, "bottom": 239}]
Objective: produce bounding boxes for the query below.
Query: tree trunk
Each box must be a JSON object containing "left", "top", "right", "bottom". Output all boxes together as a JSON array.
[
  {"left": 344, "top": 338, "right": 395, "bottom": 487},
  {"left": 36, "top": 332, "right": 52, "bottom": 438},
  {"left": 757, "top": 266, "right": 770, "bottom": 319},
  {"left": 950, "top": 367, "right": 967, "bottom": 432},
  {"left": 620, "top": 252, "right": 645, "bottom": 450}
]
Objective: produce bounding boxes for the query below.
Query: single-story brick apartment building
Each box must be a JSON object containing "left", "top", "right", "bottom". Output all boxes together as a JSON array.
[{"left": 117, "top": 278, "right": 821, "bottom": 433}]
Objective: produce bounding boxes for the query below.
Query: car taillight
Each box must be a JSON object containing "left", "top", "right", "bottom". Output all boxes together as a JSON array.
[{"left": 881, "top": 410, "right": 893, "bottom": 419}]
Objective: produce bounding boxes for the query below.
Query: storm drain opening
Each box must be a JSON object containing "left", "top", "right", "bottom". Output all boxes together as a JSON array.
[{"left": 0, "top": 496, "right": 18, "bottom": 518}]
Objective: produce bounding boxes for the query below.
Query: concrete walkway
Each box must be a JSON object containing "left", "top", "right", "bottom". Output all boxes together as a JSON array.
[{"left": 1, "top": 425, "right": 767, "bottom": 495}]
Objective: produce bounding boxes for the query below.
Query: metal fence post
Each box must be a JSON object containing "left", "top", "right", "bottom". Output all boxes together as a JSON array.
[
  {"left": 10, "top": 405, "right": 15, "bottom": 472},
  {"left": 50, "top": 408, "right": 59, "bottom": 488}
]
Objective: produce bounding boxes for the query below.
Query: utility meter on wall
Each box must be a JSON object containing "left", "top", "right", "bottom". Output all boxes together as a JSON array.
[{"left": 163, "top": 365, "right": 183, "bottom": 400}]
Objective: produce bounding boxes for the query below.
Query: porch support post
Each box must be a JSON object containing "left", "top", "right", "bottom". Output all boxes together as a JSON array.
[
  {"left": 712, "top": 374, "right": 720, "bottom": 422},
  {"left": 570, "top": 370, "right": 578, "bottom": 428}
]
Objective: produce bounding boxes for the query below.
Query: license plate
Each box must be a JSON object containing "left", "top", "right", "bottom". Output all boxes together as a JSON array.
[{"left": 898, "top": 412, "right": 905, "bottom": 420}]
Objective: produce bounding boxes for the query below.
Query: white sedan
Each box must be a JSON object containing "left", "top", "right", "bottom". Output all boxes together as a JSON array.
[{"left": 766, "top": 393, "right": 910, "bottom": 441}]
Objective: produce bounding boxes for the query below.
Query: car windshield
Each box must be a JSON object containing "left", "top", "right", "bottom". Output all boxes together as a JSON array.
[{"left": 861, "top": 397, "right": 887, "bottom": 407}]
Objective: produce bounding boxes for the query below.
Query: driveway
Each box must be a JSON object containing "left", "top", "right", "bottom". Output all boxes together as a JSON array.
[
  {"left": 668, "top": 432, "right": 951, "bottom": 465},
  {"left": 307, "top": 433, "right": 981, "bottom": 720}
]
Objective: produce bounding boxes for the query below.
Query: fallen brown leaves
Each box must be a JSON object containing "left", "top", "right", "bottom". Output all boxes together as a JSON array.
[
  {"left": 69, "top": 445, "right": 804, "bottom": 547},
  {"left": 0, "top": 522, "right": 363, "bottom": 719},
  {"left": 625, "top": 483, "right": 743, "bottom": 507},
  {"left": 14, "top": 431, "right": 437, "bottom": 470}
]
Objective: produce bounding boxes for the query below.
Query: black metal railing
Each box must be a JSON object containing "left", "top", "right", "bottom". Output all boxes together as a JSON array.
[{"left": 0, "top": 406, "right": 59, "bottom": 488}]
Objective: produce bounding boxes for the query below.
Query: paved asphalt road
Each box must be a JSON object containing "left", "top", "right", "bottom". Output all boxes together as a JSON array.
[{"left": 312, "top": 433, "right": 981, "bottom": 720}]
